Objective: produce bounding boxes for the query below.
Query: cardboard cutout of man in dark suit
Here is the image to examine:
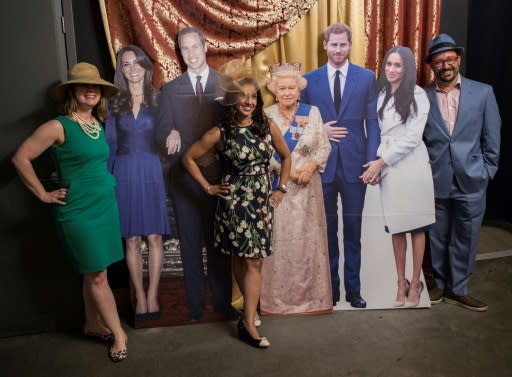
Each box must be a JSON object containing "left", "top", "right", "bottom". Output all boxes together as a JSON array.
[
  {"left": 301, "top": 23, "right": 380, "bottom": 308},
  {"left": 156, "top": 27, "right": 231, "bottom": 320}
]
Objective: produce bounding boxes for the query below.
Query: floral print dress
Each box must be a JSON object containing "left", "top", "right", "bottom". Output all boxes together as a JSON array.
[{"left": 215, "top": 124, "right": 274, "bottom": 259}]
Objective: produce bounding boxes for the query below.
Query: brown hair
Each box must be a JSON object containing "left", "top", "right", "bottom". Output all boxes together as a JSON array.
[
  {"left": 377, "top": 46, "right": 418, "bottom": 124},
  {"left": 220, "top": 78, "right": 269, "bottom": 139},
  {"left": 178, "top": 27, "right": 206, "bottom": 48},
  {"left": 62, "top": 85, "right": 109, "bottom": 121},
  {"left": 111, "top": 45, "right": 158, "bottom": 115},
  {"left": 324, "top": 23, "right": 352, "bottom": 43}
]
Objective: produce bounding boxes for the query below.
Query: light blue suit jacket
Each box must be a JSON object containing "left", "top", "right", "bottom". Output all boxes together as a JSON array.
[
  {"left": 301, "top": 63, "right": 380, "bottom": 184},
  {"left": 423, "top": 76, "right": 501, "bottom": 197}
]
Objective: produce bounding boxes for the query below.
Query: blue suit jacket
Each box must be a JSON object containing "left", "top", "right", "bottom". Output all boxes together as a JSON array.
[
  {"left": 301, "top": 63, "right": 380, "bottom": 183},
  {"left": 423, "top": 76, "right": 501, "bottom": 197}
]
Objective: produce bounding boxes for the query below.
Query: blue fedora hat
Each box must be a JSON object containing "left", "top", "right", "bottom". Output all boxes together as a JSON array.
[{"left": 424, "top": 33, "right": 464, "bottom": 63}]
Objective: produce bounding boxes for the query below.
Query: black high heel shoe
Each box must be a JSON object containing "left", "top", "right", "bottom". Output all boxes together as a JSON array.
[
  {"left": 146, "top": 311, "right": 161, "bottom": 320},
  {"left": 238, "top": 310, "right": 262, "bottom": 327},
  {"left": 237, "top": 319, "right": 270, "bottom": 348}
]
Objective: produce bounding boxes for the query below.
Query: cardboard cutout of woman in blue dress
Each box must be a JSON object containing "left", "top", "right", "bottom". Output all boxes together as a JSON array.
[{"left": 106, "top": 45, "right": 170, "bottom": 321}]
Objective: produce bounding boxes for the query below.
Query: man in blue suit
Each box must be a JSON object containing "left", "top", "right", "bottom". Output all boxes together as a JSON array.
[
  {"left": 156, "top": 27, "right": 231, "bottom": 320},
  {"left": 423, "top": 34, "right": 501, "bottom": 311},
  {"left": 301, "top": 23, "right": 380, "bottom": 308}
]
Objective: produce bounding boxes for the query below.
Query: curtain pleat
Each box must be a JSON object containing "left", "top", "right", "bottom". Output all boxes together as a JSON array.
[
  {"left": 365, "top": 0, "right": 441, "bottom": 86},
  {"left": 99, "top": 0, "right": 316, "bottom": 88},
  {"left": 251, "top": 0, "right": 364, "bottom": 104},
  {"left": 100, "top": 0, "right": 440, "bottom": 88}
]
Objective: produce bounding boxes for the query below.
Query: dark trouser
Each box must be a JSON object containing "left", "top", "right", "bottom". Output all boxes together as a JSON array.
[
  {"left": 422, "top": 236, "right": 436, "bottom": 290},
  {"left": 429, "top": 181, "right": 487, "bottom": 296},
  {"left": 322, "top": 166, "right": 366, "bottom": 299},
  {"left": 171, "top": 172, "right": 231, "bottom": 319}
]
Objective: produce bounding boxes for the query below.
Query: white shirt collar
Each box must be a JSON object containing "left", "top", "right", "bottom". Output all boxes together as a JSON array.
[
  {"left": 187, "top": 66, "right": 210, "bottom": 85},
  {"left": 327, "top": 61, "right": 349, "bottom": 79}
]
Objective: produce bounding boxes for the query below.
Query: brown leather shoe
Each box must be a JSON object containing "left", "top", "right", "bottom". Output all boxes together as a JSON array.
[
  {"left": 443, "top": 291, "right": 488, "bottom": 312},
  {"left": 428, "top": 287, "right": 444, "bottom": 305}
]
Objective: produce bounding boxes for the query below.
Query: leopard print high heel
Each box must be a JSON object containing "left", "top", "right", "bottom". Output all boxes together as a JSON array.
[{"left": 108, "top": 338, "right": 128, "bottom": 362}]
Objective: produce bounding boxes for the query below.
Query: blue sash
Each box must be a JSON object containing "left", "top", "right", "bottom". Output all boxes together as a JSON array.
[{"left": 272, "top": 102, "right": 311, "bottom": 189}]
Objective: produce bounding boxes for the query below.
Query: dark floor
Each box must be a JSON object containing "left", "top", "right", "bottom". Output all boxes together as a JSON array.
[{"left": 2, "top": 226, "right": 512, "bottom": 377}]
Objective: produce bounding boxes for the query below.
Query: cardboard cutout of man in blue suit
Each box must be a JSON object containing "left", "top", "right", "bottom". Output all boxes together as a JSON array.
[
  {"left": 301, "top": 23, "right": 380, "bottom": 308},
  {"left": 423, "top": 34, "right": 501, "bottom": 312}
]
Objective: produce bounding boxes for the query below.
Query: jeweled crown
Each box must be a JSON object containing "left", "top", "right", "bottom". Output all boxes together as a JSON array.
[{"left": 269, "top": 62, "right": 302, "bottom": 75}]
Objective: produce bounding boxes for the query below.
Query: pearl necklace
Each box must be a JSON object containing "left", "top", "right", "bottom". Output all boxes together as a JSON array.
[
  {"left": 71, "top": 112, "right": 101, "bottom": 139},
  {"left": 278, "top": 104, "right": 297, "bottom": 122}
]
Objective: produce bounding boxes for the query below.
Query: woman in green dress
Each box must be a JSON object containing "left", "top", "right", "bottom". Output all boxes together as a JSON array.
[
  {"left": 182, "top": 59, "right": 291, "bottom": 348},
  {"left": 12, "top": 63, "right": 128, "bottom": 362}
]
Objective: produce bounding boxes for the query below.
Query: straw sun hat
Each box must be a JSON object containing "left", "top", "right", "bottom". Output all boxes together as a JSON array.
[{"left": 53, "top": 62, "right": 118, "bottom": 101}]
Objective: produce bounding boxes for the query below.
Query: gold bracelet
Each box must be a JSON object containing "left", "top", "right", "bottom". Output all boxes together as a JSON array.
[{"left": 206, "top": 185, "right": 211, "bottom": 194}]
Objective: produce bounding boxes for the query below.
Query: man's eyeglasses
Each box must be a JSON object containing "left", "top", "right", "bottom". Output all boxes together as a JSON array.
[{"left": 431, "top": 56, "right": 459, "bottom": 69}]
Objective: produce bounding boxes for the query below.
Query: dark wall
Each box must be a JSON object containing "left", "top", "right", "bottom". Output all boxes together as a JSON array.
[
  {"left": 0, "top": 0, "right": 82, "bottom": 337},
  {"left": 0, "top": 0, "right": 128, "bottom": 338},
  {"left": 432, "top": 0, "right": 510, "bottom": 222},
  {"left": 72, "top": 0, "right": 114, "bottom": 81},
  {"left": 466, "top": 0, "right": 512, "bottom": 221},
  {"left": 439, "top": 0, "right": 468, "bottom": 75}
]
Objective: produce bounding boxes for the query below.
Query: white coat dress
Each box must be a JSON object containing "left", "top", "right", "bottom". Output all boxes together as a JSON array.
[{"left": 377, "top": 86, "right": 435, "bottom": 234}]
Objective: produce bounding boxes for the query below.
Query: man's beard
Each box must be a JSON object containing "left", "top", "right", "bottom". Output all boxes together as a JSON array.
[{"left": 438, "top": 67, "right": 458, "bottom": 82}]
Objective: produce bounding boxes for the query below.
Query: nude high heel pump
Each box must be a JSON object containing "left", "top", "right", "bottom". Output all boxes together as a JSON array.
[
  {"left": 393, "top": 279, "right": 410, "bottom": 307},
  {"left": 405, "top": 281, "right": 424, "bottom": 308}
]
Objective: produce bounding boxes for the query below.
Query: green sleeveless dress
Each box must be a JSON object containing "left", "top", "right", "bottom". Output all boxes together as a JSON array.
[{"left": 50, "top": 115, "right": 123, "bottom": 273}]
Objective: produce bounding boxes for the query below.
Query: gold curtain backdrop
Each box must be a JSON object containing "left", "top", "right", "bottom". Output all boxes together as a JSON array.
[
  {"left": 100, "top": 0, "right": 441, "bottom": 91},
  {"left": 251, "top": 0, "right": 365, "bottom": 103},
  {"left": 251, "top": 0, "right": 365, "bottom": 73},
  {"left": 100, "top": 0, "right": 317, "bottom": 88}
]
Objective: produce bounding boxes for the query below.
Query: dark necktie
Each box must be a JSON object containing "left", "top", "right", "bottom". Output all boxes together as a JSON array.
[
  {"left": 334, "top": 70, "right": 341, "bottom": 113},
  {"left": 195, "top": 75, "right": 203, "bottom": 103}
]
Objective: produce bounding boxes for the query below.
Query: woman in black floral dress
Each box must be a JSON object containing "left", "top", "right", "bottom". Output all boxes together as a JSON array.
[{"left": 182, "top": 60, "right": 290, "bottom": 348}]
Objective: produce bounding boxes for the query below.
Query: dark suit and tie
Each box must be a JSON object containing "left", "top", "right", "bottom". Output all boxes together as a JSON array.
[
  {"left": 195, "top": 75, "right": 204, "bottom": 103},
  {"left": 302, "top": 60, "right": 380, "bottom": 307},
  {"left": 156, "top": 67, "right": 231, "bottom": 320}
]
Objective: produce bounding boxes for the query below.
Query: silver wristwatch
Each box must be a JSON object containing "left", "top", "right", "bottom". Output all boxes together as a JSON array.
[{"left": 277, "top": 184, "right": 287, "bottom": 193}]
